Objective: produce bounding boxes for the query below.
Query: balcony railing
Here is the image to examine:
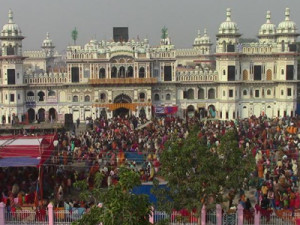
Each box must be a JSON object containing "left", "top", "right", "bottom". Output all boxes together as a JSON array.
[
  {"left": 89, "top": 77, "right": 157, "bottom": 85},
  {"left": 26, "top": 96, "right": 35, "bottom": 102}
]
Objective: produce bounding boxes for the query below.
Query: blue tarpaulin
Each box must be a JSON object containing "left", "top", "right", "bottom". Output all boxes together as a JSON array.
[
  {"left": 125, "top": 152, "right": 145, "bottom": 164},
  {"left": 0, "top": 157, "right": 40, "bottom": 167},
  {"left": 132, "top": 184, "right": 168, "bottom": 204}
]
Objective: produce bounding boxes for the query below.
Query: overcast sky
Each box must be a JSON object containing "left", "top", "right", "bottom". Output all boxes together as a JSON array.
[{"left": 0, "top": 0, "right": 299, "bottom": 52}]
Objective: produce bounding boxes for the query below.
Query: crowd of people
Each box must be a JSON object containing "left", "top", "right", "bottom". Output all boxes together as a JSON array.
[{"left": 0, "top": 114, "right": 299, "bottom": 218}]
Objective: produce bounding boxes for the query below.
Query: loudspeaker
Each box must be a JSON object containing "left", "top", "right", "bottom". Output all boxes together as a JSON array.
[{"left": 64, "top": 114, "right": 73, "bottom": 129}]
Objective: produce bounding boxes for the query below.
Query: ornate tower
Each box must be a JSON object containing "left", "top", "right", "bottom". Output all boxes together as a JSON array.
[
  {"left": 215, "top": 8, "right": 241, "bottom": 120},
  {"left": 193, "top": 28, "right": 213, "bottom": 54},
  {"left": 41, "top": 32, "right": 55, "bottom": 57},
  {"left": 0, "top": 9, "right": 25, "bottom": 85},
  {"left": 0, "top": 9, "right": 25, "bottom": 124},
  {"left": 41, "top": 32, "right": 55, "bottom": 72},
  {"left": 258, "top": 11, "right": 276, "bottom": 44},
  {"left": 216, "top": 8, "right": 241, "bottom": 82}
]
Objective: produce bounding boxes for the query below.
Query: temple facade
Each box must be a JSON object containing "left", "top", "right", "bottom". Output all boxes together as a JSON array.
[{"left": 0, "top": 8, "right": 298, "bottom": 124}]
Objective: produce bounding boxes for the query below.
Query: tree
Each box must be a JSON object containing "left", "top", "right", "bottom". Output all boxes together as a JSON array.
[
  {"left": 155, "top": 126, "right": 255, "bottom": 223},
  {"left": 73, "top": 167, "right": 152, "bottom": 225},
  {"left": 72, "top": 27, "right": 78, "bottom": 45}
]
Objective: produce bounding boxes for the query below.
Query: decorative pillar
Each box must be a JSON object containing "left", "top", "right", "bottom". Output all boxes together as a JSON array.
[
  {"left": 216, "top": 204, "right": 222, "bottom": 225},
  {"left": 5, "top": 111, "right": 8, "bottom": 125},
  {"left": 201, "top": 205, "right": 206, "bottom": 225},
  {"left": 237, "top": 204, "right": 244, "bottom": 225},
  {"left": 0, "top": 202, "right": 5, "bottom": 225},
  {"left": 149, "top": 206, "right": 154, "bottom": 224},
  {"left": 48, "top": 203, "right": 54, "bottom": 225},
  {"left": 254, "top": 207, "right": 260, "bottom": 225}
]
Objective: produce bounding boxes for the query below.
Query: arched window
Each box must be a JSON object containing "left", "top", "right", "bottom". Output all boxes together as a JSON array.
[
  {"left": 127, "top": 66, "right": 133, "bottom": 78},
  {"left": 48, "top": 90, "right": 55, "bottom": 96},
  {"left": 38, "top": 91, "right": 45, "bottom": 101},
  {"left": 222, "top": 41, "right": 226, "bottom": 52},
  {"left": 243, "top": 90, "right": 247, "bottom": 96},
  {"left": 139, "top": 67, "right": 145, "bottom": 78},
  {"left": 166, "top": 93, "right": 171, "bottom": 100},
  {"left": 187, "top": 89, "right": 194, "bottom": 100},
  {"left": 208, "top": 88, "right": 215, "bottom": 99},
  {"left": 281, "top": 40, "right": 285, "bottom": 52},
  {"left": 73, "top": 95, "right": 79, "bottom": 102},
  {"left": 198, "top": 88, "right": 204, "bottom": 99},
  {"left": 267, "top": 89, "right": 271, "bottom": 95},
  {"left": 99, "top": 68, "right": 106, "bottom": 79},
  {"left": 139, "top": 92, "right": 145, "bottom": 101},
  {"left": 7, "top": 45, "right": 14, "bottom": 55},
  {"left": 27, "top": 91, "right": 34, "bottom": 96},
  {"left": 100, "top": 93, "right": 106, "bottom": 102},
  {"left": 111, "top": 67, "right": 117, "bottom": 78},
  {"left": 84, "top": 95, "right": 90, "bottom": 102},
  {"left": 119, "top": 66, "right": 125, "bottom": 78},
  {"left": 154, "top": 94, "right": 160, "bottom": 101}
]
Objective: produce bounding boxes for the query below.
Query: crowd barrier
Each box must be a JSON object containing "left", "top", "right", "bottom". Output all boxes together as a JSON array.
[{"left": 1, "top": 202, "right": 300, "bottom": 225}]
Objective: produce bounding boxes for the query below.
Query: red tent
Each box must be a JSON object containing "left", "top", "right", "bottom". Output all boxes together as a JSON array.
[
  {"left": 0, "top": 134, "right": 56, "bottom": 167},
  {"left": 0, "top": 134, "right": 57, "bottom": 204}
]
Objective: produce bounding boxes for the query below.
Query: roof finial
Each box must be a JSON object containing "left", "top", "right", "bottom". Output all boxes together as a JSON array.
[
  {"left": 266, "top": 11, "right": 271, "bottom": 23},
  {"left": 46, "top": 32, "right": 50, "bottom": 39},
  {"left": 197, "top": 29, "right": 201, "bottom": 37},
  {"left": 226, "top": 8, "right": 232, "bottom": 22},
  {"left": 8, "top": 9, "right": 13, "bottom": 23},
  {"left": 285, "top": 8, "right": 290, "bottom": 21},
  {"left": 204, "top": 28, "right": 207, "bottom": 35}
]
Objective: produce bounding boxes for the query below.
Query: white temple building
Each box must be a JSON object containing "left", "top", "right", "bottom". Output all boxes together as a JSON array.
[{"left": 0, "top": 8, "right": 298, "bottom": 124}]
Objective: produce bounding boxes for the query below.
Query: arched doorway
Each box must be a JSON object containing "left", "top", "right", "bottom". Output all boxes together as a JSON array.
[
  {"left": 100, "top": 109, "right": 107, "bottom": 119},
  {"left": 114, "top": 94, "right": 132, "bottom": 103},
  {"left": 114, "top": 107, "right": 129, "bottom": 118},
  {"left": 139, "top": 107, "right": 146, "bottom": 118},
  {"left": 38, "top": 108, "right": 45, "bottom": 122},
  {"left": 187, "top": 105, "right": 195, "bottom": 118},
  {"left": 242, "top": 106, "right": 248, "bottom": 118},
  {"left": 208, "top": 105, "right": 216, "bottom": 118},
  {"left": 113, "top": 94, "right": 132, "bottom": 118},
  {"left": 28, "top": 108, "right": 35, "bottom": 123},
  {"left": 49, "top": 108, "right": 57, "bottom": 121},
  {"left": 254, "top": 105, "right": 261, "bottom": 117},
  {"left": 266, "top": 105, "right": 273, "bottom": 118}
]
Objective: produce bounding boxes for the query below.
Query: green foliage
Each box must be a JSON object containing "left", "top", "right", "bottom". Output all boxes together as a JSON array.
[
  {"left": 156, "top": 126, "right": 255, "bottom": 214},
  {"left": 73, "top": 167, "right": 152, "bottom": 225}
]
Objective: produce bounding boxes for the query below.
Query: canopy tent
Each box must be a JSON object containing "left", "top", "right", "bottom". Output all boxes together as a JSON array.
[{"left": 0, "top": 134, "right": 56, "bottom": 167}]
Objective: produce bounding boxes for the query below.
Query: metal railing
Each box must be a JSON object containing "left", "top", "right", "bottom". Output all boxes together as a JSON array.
[
  {"left": 54, "top": 208, "right": 85, "bottom": 224},
  {"left": 89, "top": 77, "right": 157, "bottom": 85},
  {"left": 260, "top": 211, "right": 300, "bottom": 225},
  {"left": 206, "top": 211, "right": 216, "bottom": 225},
  {"left": 5, "top": 208, "right": 48, "bottom": 225},
  {"left": 153, "top": 211, "right": 198, "bottom": 224}
]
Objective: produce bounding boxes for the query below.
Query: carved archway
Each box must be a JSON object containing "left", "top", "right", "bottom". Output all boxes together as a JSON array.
[{"left": 114, "top": 94, "right": 132, "bottom": 103}]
